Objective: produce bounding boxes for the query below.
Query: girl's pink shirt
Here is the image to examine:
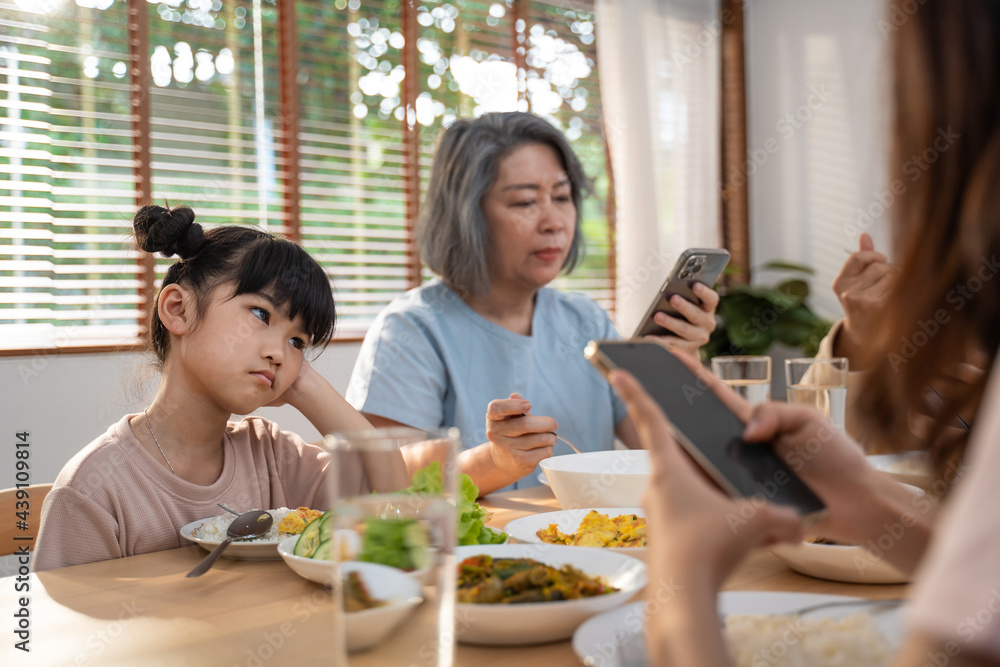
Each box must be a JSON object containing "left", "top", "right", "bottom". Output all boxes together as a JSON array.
[{"left": 32, "top": 415, "right": 330, "bottom": 571}]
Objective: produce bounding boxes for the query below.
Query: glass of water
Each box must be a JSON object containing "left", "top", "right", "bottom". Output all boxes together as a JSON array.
[
  {"left": 784, "top": 357, "right": 849, "bottom": 430},
  {"left": 711, "top": 355, "right": 772, "bottom": 405},
  {"left": 325, "top": 427, "right": 458, "bottom": 667}
]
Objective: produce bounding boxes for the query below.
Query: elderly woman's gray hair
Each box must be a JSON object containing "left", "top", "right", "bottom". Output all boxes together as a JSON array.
[{"left": 417, "top": 112, "right": 590, "bottom": 296}]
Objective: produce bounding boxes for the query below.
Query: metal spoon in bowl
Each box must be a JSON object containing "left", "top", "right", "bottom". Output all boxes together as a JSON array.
[
  {"left": 554, "top": 434, "right": 582, "bottom": 454},
  {"left": 185, "top": 510, "right": 273, "bottom": 578}
]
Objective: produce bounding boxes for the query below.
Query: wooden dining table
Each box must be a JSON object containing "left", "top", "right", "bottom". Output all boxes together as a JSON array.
[{"left": 0, "top": 485, "right": 906, "bottom": 666}]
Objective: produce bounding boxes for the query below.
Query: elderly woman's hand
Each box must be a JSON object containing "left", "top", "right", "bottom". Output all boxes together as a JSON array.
[
  {"left": 484, "top": 393, "right": 557, "bottom": 480},
  {"left": 646, "top": 282, "right": 720, "bottom": 358}
]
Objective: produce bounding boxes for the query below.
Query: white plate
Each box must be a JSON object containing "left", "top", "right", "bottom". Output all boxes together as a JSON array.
[
  {"left": 771, "top": 540, "right": 909, "bottom": 584},
  {"left": 771, "top": 482, "right": 924, "bottom": 584},
  {"left": 504, "top": 508, "right": 647, "bottom": 557},
  {"left": 455, "top": 543, "right": 646, "bottom": 645},
  {"left": 573, "top": 591, "right": 904, "bottom": 666},
  {"left": 867, "top": 452, "right": 934, "bottom": 489},
  {"left": 180, "top": 516, "right": 288, "bottom": 561}
]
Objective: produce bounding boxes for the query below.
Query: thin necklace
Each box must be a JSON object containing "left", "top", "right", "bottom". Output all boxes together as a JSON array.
[{"left": 143, "top": 408, "right": 176, "bottom": 475}]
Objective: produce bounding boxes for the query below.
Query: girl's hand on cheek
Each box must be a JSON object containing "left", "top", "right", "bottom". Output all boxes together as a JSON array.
[
  {"left": 266, "top": 361, "right": 315, "bottom": 409},
  {"left": 610, "top": 370, "right": 804, "bottom": 587}
]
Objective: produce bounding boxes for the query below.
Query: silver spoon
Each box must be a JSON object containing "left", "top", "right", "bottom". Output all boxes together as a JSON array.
[
  {"left": 555, "top": 433, "right": 582, "bottom": 454},
  {"left": 217, "top": 503, "right": 240, "bottom": 516},
  {"left": 186, "top": 510, "right": 273, "bottom": 578}
]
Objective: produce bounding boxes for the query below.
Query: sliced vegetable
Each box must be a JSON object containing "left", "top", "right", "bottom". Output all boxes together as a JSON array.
[
  {"left": 293, "top": 514, "right": 323, "bottom": 557},
  {"left": 313, "top": 538, "right": 332, "bottom": 561}
]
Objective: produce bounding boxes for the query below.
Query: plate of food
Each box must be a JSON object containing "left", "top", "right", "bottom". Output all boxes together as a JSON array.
[
  {"left": 454, "top": 543, "right": 646, "bottom": 645},
  {"left": 867, "top": 452, "right": 934, "bottom": 490},
  {"left": 771, "top": 482, "right": 925, "bottom": 584},
  {"left": 573, "top": 591, "right": 903, "bottom": 666},
  {"left": 503, "top": 508, "right": 647, "bottom": 556},
  {"left": 770, "top": 537, "right": 910, "bottom": 585},
  {"left": 180, "top": 506, "right": 323, "bottom": 561}
]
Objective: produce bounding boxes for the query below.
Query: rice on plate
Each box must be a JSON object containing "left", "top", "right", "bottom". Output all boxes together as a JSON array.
[
  {"left": 193, "top": 507, "right": 297, "bottom": 543},
  {"left": 725, "top": 613, "right": 891, "bottom": 667}
]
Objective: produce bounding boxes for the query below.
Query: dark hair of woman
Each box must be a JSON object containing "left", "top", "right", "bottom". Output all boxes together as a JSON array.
[
  {"left": 859, "top": 0, "right": 1000, "bottom": 480},
  {"left": 133, "top": 205, "right": 336, "bottom": 363},
  {"left": 417, "top": 111, "right": 591, "bottom": 296}
]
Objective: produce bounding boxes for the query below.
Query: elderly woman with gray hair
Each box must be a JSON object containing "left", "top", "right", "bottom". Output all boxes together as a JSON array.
[{"left": 346, "top": 112, "right": 719, "bottom": 494}]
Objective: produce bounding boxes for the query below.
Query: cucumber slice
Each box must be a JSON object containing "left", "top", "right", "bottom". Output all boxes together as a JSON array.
[
  {"left": 317, "top": 510, "right": 333, "bottom": 544},
  {"left": 312, "top": 538, "right": 332, "bottom": 561},
  {"left": 293, "top": 516, "right": 323, "bottom": 557}
]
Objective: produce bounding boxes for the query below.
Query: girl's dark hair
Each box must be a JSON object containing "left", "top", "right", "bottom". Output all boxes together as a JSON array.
[
  {"left": 418, "top": 112, "right": 590, "bottom": 296},
  {"left": 858, "top": 0, "right": 1000, "bottom": 480},
  {"left": 133, "top": 205, "right": 336, "bottom": 363}
]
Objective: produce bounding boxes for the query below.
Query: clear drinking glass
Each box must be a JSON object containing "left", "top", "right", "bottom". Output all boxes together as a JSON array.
[
  {"left": 784, "top": 357, "right": 849, "bottom": 430},
  {"left": 325, "top": 427, "right": 459, "bottom": 667},
  {"left": 710, "top": 355, "right": 772, "bottom": 405}
]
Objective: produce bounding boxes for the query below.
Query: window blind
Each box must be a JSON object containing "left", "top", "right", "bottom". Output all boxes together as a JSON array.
[
  {"left": 296, "top": 0, "right": 411, "bottom": 335},
  {"left": 0, "top": 1, "right": 138, "bottom": 348},
  {"left": 0, "top": 0, "right": 615, "bottom": 350}
]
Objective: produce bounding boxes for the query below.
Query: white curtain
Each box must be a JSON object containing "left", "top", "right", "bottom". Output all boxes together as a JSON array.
[{"left": 597, "top": 0, "right": 722, "bottom": 334}]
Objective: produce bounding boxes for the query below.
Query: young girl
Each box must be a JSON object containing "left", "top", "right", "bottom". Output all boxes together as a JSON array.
[{"left": 33, "top": 205, "right": 372, "bottom": 571}]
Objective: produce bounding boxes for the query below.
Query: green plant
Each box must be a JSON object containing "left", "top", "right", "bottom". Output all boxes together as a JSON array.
[{"left": 702, "top": 261, "right": 834, "bottom": 360}]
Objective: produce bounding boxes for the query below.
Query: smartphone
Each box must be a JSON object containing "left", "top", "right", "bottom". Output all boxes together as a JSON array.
[
  {"left": 585, "top": 339, "right": 826, "bottom": 516},
  {"left": 632, "top": 248, "right": 730, "bottom": 338}
]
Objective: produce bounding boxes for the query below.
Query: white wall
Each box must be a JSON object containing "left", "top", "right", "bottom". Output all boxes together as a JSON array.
[
  {"left": 0, "top": 343, "right": 362, "bottom": 488},
  {"left": 745, "top": 0, "right": 891, "bottom": 318}
]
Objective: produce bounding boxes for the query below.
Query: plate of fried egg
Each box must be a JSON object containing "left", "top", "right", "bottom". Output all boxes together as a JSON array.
[{"left": 503, "top": 508, "right": 647, "bottom": 557}]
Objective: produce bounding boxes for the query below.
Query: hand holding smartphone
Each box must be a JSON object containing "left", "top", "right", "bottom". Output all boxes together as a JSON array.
[
  {"left": 632, "top": 248, "right": 729, "bottom": 339},
  {"left": 586, "top": 339, "right": 825, "bottom": 517}
]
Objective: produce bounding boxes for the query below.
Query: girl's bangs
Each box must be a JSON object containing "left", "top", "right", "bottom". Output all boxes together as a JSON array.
[{"left": 231, "top": 240, "right": 336, "bottom": 347}]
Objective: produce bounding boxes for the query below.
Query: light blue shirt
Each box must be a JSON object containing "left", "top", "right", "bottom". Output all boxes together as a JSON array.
[{"left": 346, "top": 280, "right": 627, "bottom": 490}]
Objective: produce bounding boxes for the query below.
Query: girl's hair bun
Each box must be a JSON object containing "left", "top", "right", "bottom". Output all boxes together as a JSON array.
[{"left": 133, "top": 205, "right": 204, "bottom": 259}]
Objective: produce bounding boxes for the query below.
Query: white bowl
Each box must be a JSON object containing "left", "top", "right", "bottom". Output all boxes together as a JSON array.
[
  {"left": 770, "top": 483, "right": 926, "bottom": 585},
  {"left": 867, "top": 452, "right": 934, "bottom": 490},
  {"left": 540, "top": 450, "right": 650, "bottom": 509},
  {"left": 277, "top": 538, "right": 423, "bottom": 653},
  {"left": 277, "top": 536, "right": 338, "bottom": 585},
  {"left": 504, "top": 508, "right": 647, "bottom": 558},
  {"left": 454, "top": 543, "right": 646, "bottom": 645},
  {"left": 770, "top": 540, "right": 910, "bottom": 584}
]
